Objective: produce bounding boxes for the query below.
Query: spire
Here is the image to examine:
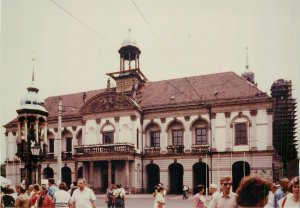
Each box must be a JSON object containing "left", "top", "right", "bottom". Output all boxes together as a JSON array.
[
  {"left": 27, "top": 58, "right": 39, "bottom": 93},
  {"left": 245, "top": 47, "right": 249, "bottom": 71},
  {"left": 241, "top": 47, "right": 256, "bottom": 85},
  {"left": 32, "top": 58, "right": 35, "bottom": 84}
]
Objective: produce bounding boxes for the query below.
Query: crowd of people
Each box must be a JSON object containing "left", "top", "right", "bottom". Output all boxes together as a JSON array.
[
  {"left": 1, "top": 175, "right": 299, "bottom": 207},
  {"left": 1, "top": 178, "right": 96, "bottom": 208},
  {"left": 150, "top": 175, "right": 299, "bottom": 208},
  {"left": 191, "top": 175, "right": 299, "bottom": 208}
]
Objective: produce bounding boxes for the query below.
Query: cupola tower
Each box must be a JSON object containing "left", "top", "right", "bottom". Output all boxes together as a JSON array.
[{"left": 107, "top": 29, "right": 147, "bottom": 96}]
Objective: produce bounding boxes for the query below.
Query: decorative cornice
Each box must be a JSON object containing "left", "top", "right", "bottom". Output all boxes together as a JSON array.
[
  {"left": 130, "top": 115, "right": 137, "bottom": 121},
  {"left": 225, "top": 112, "right": 231, "bottom": 118},
  {"left": 114, "top": 117, "right": 120, "bottom": 122},
  {"left": 250, "top": 110, "right": 257, "bottom": 116},
  {"left": 211, "top": 113, "right": 216, "bottom": 119},
  {"left": 96, "top": 118, "right": 101, "bottom": 125},
  {"left": 160, "top": 118, "right": 166, "bottom": 123},
  {"left": 184, "top": 115, "right": 190, "bottom": 121}
]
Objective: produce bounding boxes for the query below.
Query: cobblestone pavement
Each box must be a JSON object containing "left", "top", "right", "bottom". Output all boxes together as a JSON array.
[{"left": 96, "top": 194, "right": 211, "bottom": 208}]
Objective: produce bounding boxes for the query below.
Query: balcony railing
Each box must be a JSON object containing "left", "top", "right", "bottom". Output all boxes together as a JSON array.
[
  {"left": 74, "top": 143, "right": 135, "bottom": 155},
  {"left": 144, "top": 146, "right": 161, "bottom": 155},
  {"left": 191, "top": 144, "right": 210, "bottom": 153},
  {"left": 62, "top": 151, "right": 73, "bottom": 160},
  {"left": 167, "top": 145, "right": 185, "bottom": 154},
  {"left": 45, "top": 153, "right": 55, "bottom": 160}
]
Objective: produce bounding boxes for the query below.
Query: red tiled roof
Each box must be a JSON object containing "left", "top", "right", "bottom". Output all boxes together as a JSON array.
[
  {"left": 44, "top": 89, "right": 104, "bottom": 119},
  {"left": 139, "top": 71, "right": 268, "bottom": 109},
  {"left": 5, "top": 71, "right": 269, "bottom": 126}
]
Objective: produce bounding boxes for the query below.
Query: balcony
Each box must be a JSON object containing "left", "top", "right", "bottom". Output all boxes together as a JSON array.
[
  {"left": 191, "top": 144, "right": 210, "bottom": 153},
  {"left": 167, "top": 145, "right": 185, "bottom": 154},
  {"left": 144, "top": 146, "right": 161, "bottom": 155},
  {"left": 62, "top": 151, "right": 73, "bottom": 160},
  {"left": 74, "top": 143, "right": 135, "bottom": 155}
]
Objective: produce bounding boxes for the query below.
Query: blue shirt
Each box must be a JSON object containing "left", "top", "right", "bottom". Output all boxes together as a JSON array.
[
  {"left": 48, "top": 185, "right": 59, "bottom": 197},
  {"left": 273, "top": 187, "right": 287, "bottom": 208}
]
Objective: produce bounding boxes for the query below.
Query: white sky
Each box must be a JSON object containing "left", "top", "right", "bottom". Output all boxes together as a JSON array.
[{"left": 1, "top": 0, "right": 300, "bottom": 162}]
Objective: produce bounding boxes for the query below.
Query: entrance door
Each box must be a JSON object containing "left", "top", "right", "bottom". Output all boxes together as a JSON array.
[
  {"left": 168, "top": 163, "right": 183, "bottom": 194},
  {"left": 146, "top": 163, "right": 160, "bottom": 193},
  {"left": 193, "top": 162, "right": 209, "bottom": 194},
  {"left": 232, "top": 161, "right": 250, "bottom": 192},
  {"left": 61, "top": 167, "right": 72, "bottom": 188}
]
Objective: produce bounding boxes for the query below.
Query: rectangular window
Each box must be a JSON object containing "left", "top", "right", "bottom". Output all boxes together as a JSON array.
[
  {"left": 49, "top": 139, "right": 54, "bottom": 153},
  {"left": 150, "top": 131, "right": 160, "bottom": 147},
  {"left": 172, "top": 130, "right": 183, "bottom": 146},
  {"left": 235, "top": 123, "right": 247, "bottom": 145},
  {"left": 195, "top": 128, "right": 207, "bottom": 145},
  {"left": 66, "top": 137, "right": 72, "bottom": 152},
  {"left": 103, "top": 132, "right": 114, "bottom": 144}
]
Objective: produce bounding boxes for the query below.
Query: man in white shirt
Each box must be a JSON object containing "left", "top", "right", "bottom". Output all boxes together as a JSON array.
[
  {"left": 209, "top": 176, "right": 237, "bottom": 208},
  {"left": 70, "top": 178, "right": 97, "bottom": 208}
]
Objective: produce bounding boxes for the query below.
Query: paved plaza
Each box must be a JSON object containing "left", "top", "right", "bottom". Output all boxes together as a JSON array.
[{"left": 95, "top": 194, "right": 211, "bottom": 208}]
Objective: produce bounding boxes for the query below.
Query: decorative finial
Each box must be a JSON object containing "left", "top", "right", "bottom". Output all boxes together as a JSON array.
[
  {"left": 32, "top": 58, "right": 35, "bottom": 83},
  {"left": 245, "top": 47, "right": 249, "bottom": 70}
]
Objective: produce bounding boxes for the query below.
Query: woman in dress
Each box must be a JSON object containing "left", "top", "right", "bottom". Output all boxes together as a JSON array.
[
  {"left": 194, "top": 184, "right": 206, "bottom": 208},
  {"left": 155, "top": 187, "right": 165, "bottom": 208}
]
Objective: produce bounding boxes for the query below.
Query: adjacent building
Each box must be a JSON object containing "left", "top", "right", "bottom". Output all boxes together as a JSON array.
[
  {"left": 271, "top": 79, "right": 298, "bottom": 177},
  {"left": 4, "top": 36, "right": 274, "bottom": 194}
]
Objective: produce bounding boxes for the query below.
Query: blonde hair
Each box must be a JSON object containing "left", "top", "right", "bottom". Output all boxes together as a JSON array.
[{"left": 220, "top": 176, "right": 232, "bottom": 184}]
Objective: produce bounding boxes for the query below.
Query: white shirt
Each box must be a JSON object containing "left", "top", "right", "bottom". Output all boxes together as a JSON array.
[
  {"left": 113, "top": 188, "right": 126, "bottom": 198},
  {"left": 53, "top": 189, "right": 71, "bottom": 208},
  {"left": 208, "top": 192, "right": 220, "bottom": 208},
  {"left": 264, "top": 191, "right": 275, "bottom": 208},
  {"left": 70, "top": 187, "right": 96, "bottom": 208},
  {"left": 209, "top": 192, "right": 237, "bottom": 208},
  {"left": 278, "top": 193, "right": 299, "bottom": 208}
]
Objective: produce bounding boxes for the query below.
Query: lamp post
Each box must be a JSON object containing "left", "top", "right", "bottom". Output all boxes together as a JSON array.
[{"left": 16, "top": 121, "right": 47, "bottom": 188}]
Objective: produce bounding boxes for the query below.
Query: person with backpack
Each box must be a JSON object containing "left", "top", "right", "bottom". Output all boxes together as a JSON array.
[
  {"left": 113, "top": 184, "right": 125, "bottom": 208},
  {"left": 105, "top": 184, "right": 115, "bottom": 208}
]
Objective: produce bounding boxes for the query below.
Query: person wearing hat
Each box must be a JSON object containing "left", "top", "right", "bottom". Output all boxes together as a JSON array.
[
  {"left": 208, "top": 184, "right": 219, "bottom": 208},
  {"left": 14, "top": 184, "right": 30, "bottom": 208}
]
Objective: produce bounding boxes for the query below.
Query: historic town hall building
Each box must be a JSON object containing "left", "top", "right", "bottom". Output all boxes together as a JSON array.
[{"left": 4, "top": 36, "right": 274, "bottom": 194}]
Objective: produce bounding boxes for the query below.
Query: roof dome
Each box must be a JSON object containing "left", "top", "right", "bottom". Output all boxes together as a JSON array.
[
  {"left": 121, "top": 28, "right": 139, "bottom": 48},
  {"left": 17, "top": 82, "right": 48, "bottom": 116}
]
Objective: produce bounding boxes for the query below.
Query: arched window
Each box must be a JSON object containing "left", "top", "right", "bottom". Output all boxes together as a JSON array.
[
  {"left": 145, "top": 122, "right": 161, "bottom": 147},
  {"left": 101, "top": 124, "right": 115, "bottom": 144},
  {"left": 231, "top": 114, "right": 251, "bottom": 146},
  {"left": 190, "top": 118, "right": 209, "bottom": 145},
  {"left": 167, "top": 120, "right": 184, "bottom": 146}
]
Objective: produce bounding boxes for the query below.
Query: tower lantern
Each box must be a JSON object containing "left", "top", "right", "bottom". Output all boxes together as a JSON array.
[{"left": 107, "top": 29, "right": 147, "bottom": 95}]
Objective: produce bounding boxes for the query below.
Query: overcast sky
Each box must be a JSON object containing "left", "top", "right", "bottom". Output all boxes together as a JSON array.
[{"left": 1, "top": 0, "right": 300, "bottom": 162}]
